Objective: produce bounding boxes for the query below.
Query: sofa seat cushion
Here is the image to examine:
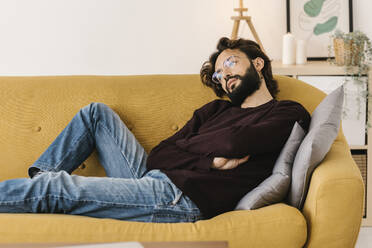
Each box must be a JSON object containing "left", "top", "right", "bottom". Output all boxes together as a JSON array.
[{"left": 0, "top": 204, "right": 306, "bottom": 248}]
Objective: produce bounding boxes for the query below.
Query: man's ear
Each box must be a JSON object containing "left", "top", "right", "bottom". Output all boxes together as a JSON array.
[{"left": 252, "top": 57, "right": 264, "bottom": 72}]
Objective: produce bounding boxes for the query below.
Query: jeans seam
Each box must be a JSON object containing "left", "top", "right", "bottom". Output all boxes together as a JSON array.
[
  {"left": 54, "top": 131, "right": 91, "bottom": 172},
  {"left": 98, "top": 121, "right": 138, "bottom": 179},
  {"left": 153, "top": 212, "right": 202, "bottom": 222},
  {"left": 1, "top": 194, "right": 161, "bottom": 209}
]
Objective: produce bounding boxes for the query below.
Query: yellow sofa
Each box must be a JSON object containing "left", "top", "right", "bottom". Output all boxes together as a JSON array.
[{"left": 0, "top": 74, "right": 364, "bottom": 248}]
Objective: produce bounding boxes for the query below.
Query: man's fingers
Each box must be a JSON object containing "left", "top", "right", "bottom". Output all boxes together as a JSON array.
[
  {"left": 213, "top": 155, "right": 250, "bottom": 170},
  {"left": 238, "top": 155, "right": 250, "bottom": 164},
  {"left": 220, "top": 158, "right": 242, "bottom": 170},
  {"left": 213, "top": 157, "right": 230, "bottom": 168},
  {"left": 219, "top": 162, "right": 236, "bottom": 170}
]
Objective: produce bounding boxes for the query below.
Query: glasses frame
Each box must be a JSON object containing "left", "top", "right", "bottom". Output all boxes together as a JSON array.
[{"left": 212, "top": 55, "right": 242, "bottom": 85}]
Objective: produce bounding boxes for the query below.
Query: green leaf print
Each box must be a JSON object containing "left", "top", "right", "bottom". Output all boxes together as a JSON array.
[
  {"left": 304, "top": 0, "right": 326, "bottom": 17},
  {"left": 313, "top": 16, "right": 338, "bottom": 35}
]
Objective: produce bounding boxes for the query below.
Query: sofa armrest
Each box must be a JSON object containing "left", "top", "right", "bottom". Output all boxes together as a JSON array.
[{"left": 302, "top": 135, "right": 365, "bottom": 248}]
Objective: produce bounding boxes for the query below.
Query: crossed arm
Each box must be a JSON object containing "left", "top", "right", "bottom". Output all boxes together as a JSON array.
[
  {"left": 148, "top": 100, "right": 306, "bottom": 171},
  {"left": 158, "top": 101, "right": 253, "bottom": 170},
  {"left": 174, "top": 102, "right": 307, "bottom": 170},
  {"left": 175, "top": 115, "right": 297, "bottom": 170}
]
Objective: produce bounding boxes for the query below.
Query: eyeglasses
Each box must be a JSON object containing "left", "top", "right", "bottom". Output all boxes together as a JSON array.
[{"left": 212, "top": 55, "right": 240, "bottom": 85}]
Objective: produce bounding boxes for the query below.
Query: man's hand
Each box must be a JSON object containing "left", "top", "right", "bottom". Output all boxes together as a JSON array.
[{"left": 211, "top": 155, "right": 250, "bottom": 170}]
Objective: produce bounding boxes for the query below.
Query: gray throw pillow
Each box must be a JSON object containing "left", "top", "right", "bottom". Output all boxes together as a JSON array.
[
  {"left": 235, "top": 122, "right": 306, "bottom": 210},
  {"left": 286, "top": 85, "right": 344, "bottom": 209}
]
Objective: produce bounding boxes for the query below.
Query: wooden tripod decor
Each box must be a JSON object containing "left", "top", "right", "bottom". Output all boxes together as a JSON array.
[{"left": 231, "top": 0, "right": 265, "bottom": 53}]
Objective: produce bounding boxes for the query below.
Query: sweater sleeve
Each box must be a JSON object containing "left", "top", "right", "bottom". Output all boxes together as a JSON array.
[
  {"left": 175, "top": 102, "right": 311, "bottom": 158},
  {"left": 147, "top": 141, "right": 214, "bottom": 171},
  {"left": 146, "top": 100, "right": 224, "bottom": 172}
]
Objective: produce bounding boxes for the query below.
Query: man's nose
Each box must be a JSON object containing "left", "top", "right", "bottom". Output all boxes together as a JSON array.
[
  {"left": 223, "top": 66, "right": 233, "bottom": 75},
  {"left": 222, "top": 68, "right": 233, "bottom": 81},
  {"left": 223, "top": 72, "right": 233, "bottom": 83}
]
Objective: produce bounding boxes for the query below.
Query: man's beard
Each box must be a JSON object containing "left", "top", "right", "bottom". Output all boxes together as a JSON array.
[{"left": 225, "top": 65, "right": 262, "bottom": 106}]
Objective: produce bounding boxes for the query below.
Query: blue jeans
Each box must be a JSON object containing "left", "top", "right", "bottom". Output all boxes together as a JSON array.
[{"left": 0, "top": 102, "right": 203, "bottom": 223}]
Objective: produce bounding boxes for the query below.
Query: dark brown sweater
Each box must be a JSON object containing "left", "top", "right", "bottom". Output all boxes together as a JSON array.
[{"left": 146, "top": 99, "right": 311, "bottom": 219}]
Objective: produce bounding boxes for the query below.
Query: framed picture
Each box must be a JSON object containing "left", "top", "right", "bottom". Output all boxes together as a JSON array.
[{"left": 286, "top": 0, "right": 353, "bottom": 60}]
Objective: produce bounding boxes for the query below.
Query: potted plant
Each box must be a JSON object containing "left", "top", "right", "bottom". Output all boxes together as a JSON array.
[{"left": 328, "top": 29, "right": 372, "bottom": 128}]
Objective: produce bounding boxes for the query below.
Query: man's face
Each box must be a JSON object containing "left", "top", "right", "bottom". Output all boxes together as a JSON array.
[
  {"left": 214, "top": 49, "right": 252, "bottom": 94},
  {"left": 213, "top": 49, "right": 262, "bottom": 106}
]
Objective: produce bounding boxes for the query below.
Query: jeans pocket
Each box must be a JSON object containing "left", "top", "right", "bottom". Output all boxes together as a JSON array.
[
  {"left": 169, "top": 187, "right": 183, "bottom": 206},
  {"left": 148, "top": 169, "right": 184, "bottom": 206}
]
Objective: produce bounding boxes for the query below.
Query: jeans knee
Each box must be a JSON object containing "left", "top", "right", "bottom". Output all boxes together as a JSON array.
[
  {"left": 82, "top": 102, "right": 111, "bottom": 118},
  {"left": 89, "top": 102, "right": 109, "bottom": 111}
]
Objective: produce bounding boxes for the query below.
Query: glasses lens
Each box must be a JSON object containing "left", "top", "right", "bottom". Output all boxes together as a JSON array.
[
  {"left": 212, "top": 56, "right": 239, "bottom": 85},
  {"left": 224, "top": 56, "right": 237, "bottom": 68},
  {"left": 212, "top": 71, "right": 222, "bottom": 84}
]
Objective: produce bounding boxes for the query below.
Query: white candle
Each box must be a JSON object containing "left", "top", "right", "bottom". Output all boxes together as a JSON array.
[
  {"left": 296, "top": 39, "right": 307, "bottom": 65},
  {"left": 282, "top": 33, "right": 296, "bottom": 65}
]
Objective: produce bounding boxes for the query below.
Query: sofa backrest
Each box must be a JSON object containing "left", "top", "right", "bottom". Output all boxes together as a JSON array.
[{"left": 0, "top": 74, "right": 346, "bottom": 179}]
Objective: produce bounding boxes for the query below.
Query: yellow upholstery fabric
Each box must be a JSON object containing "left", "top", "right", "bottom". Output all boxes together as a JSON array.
[
  {"left": 0, "top": 204, "right": 306, "bottom": 247},
  {"left": 0, "top": 74, "right": 363, "bottom": 248}
]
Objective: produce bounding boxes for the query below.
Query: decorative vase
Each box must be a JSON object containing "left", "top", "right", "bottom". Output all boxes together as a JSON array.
[{"left": 333, "top": 38, "right": 364, "bottom": 66}]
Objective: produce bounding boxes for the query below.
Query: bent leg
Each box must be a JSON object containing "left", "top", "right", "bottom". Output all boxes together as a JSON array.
[
  {"left": 29, "top": 102, "right": 148, "bottom": 179},
  {"left": 0, "top": 170, "right": 202, "bottom": 223}
]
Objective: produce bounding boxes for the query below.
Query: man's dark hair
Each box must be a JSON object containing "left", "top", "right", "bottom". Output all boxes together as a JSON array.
[{"left": 200, "top": 37, "right": 279, "bottom": 98}]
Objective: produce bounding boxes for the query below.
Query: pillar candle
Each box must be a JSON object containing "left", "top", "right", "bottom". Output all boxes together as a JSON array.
[
  {"left": 296, "top": 39, "right": 307, "bottom": 65},
  {"left": 282, "top": 33, "right": 296, "bottom": 65}
]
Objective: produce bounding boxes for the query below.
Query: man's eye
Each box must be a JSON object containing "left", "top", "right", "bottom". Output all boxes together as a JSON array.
[{"left": 224, "top": 60, "right": 237, "bottom": 68}]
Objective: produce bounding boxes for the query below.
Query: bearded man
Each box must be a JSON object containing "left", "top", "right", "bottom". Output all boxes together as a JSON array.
[{"left": 0, "top": 37, "right": 310, "bottom": 222}]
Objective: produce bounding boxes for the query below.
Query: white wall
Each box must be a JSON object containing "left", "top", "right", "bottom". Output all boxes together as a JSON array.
[{"left": 0, "top": 0, "right": 370, "bottom": 75}]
